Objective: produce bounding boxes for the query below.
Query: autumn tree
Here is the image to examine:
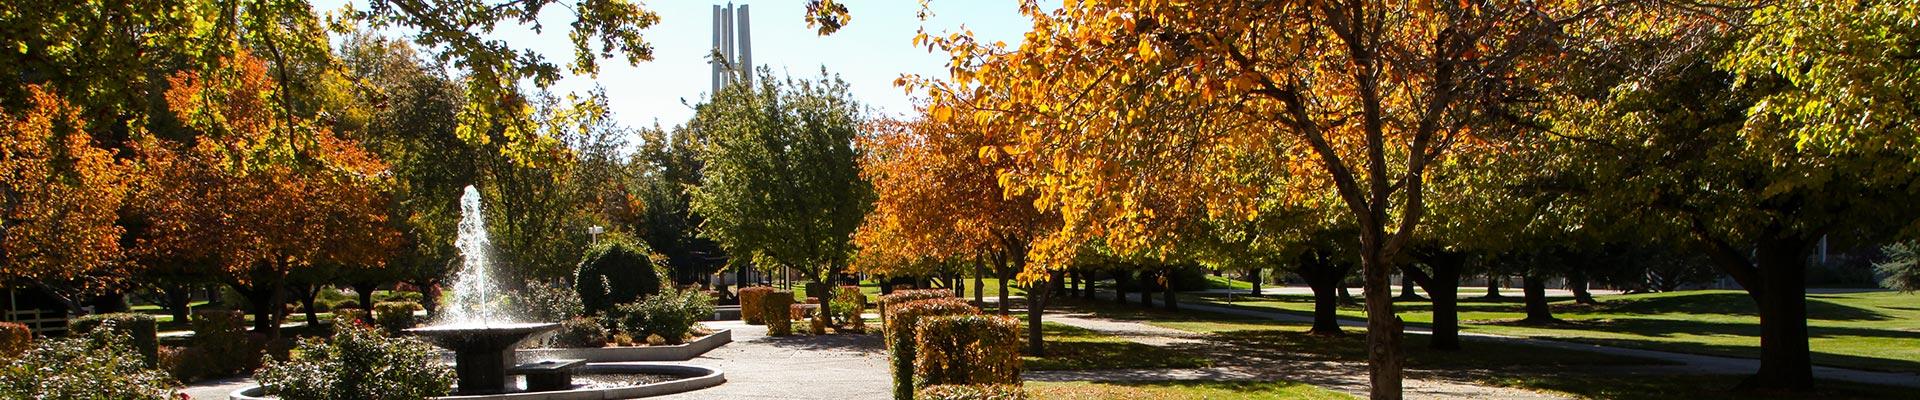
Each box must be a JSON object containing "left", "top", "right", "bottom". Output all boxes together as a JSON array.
[
  {"left": 0, "top": 86, "right": 133, "bottom": 311},
  {"left": 691, "top": 70, "right": 871, "bottom": 326},
  {"left": 911, "top": 2, "right": 1658, "bottom": 396}
]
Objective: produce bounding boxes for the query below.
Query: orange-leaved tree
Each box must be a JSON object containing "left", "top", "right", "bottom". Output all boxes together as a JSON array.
[
  {"left": 908, "top": 1, "right": 1683, "bottom": 397},
  {"left": 134, "top": 52, "right": 396, "bottom": 334},
  {"left": 0, "top": 85, "right": 133, "bottom": 310}
]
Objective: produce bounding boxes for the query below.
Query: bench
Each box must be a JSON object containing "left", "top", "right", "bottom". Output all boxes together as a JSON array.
[{"left": 509, "top": 358, "right": 585, "bottom": 391}]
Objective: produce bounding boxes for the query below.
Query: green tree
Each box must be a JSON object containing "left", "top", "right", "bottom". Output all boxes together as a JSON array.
[
  {"left": 633, "top": 124, "right": 727, "bottom": 287},
  {"left": 691, "top": 69, "right": 871, "bottom": 324}
]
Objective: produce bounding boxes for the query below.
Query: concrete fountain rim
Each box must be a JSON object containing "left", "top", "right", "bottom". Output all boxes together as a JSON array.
[{"left": 228, "top": 363, "right": 726, "bottom": 400}]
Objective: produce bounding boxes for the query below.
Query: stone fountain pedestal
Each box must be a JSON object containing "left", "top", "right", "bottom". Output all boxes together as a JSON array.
[{"left": 407, "top": 322, "right": 561, "bottom": 395}]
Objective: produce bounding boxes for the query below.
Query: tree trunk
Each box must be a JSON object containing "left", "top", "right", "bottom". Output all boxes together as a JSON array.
[
  {"left": 1162, "top": 269, "right": 1178, "bottom": 311},
  {"left": 973, "top": 260, "right": 985, "bottom": 305},
  {"left": 1249, "top": 268, "right": 1262, "bottom": 295},
  {"left": 1483, "top": 274, "right": 1504, "bottom": 298},
  {"left": 293, "top": 284, "right": 320, "bottom": 326},
  {"left": 1360, "top": 247, "right": 1403, "bottom": 400},
  {"left": 1299, "top": 252, "right": 1349, "bottom": 335},
  {"left": 1737, "top": 237, "right": 1814, "bottom": 391},
  {"left": 1050, "top": 270, "right": 1067, "bottom": 298},
  {"left": 1521, "top": 274, "right": 1555, "bottom": 323},
  {"left": 1397, "top": 276, "right": 1422, "bottom": 300},
  {"left": 1567, "top": 268, "right": 1596, "bottom": 304},
  {"left": 997, "top": 264, "right": 1011, "bottom": 316},
  {"left": 1338, "top": 285, "right": 1353, "bottom": 303},
  {"left": 353, "top": 282, "right": 378, "bottom": 312},
  {"left": 1025, "top": 279, "right": 1048, "bottom": 356},
  {"left": 163, "top": 285, "right": 192, "bottom": 322},
  {"left": 236, "top": 284, "right": 278, "bottom": 335},
  {"left": 1139, "top": 272, "right": 1155, "bottom": 308},
  {"left": 1113, "top": 271, "right": 1129, "bottom": 305},
  {"left": 951, "top": 274, "right": 965, "bottom": 299}
]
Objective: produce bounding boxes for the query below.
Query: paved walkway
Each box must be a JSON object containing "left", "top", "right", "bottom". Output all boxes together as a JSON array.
[
  {"left": 1114, "top": 292, "right": 1920, "bottom": 389},
  {"left": 652, "top": 321, "right": 890, "bottom": 400}
]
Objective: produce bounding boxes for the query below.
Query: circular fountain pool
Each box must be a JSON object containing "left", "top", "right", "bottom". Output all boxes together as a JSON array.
[{"left": 229, "top": 363, "right": 725, "bottom": 400}]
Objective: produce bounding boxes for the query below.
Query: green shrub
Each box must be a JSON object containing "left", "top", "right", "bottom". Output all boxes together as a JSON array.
[
  {"left": 0, "top": 322, "right": 28, "bottom": 358},
  {"left": 0, "top": 329, "right": 176, "bottom": 398},
  {"left": 918, "top": 384, "right": 1027, "bottom": 400},
  {"left": 378, "top": 291, "right": 425, "bottom": 303},
  {"left": 915, "top": 314, "right": 1021, "bottom": 388},
  {"left": 738, "top": 286, "right": 775, "bottom": 325},
  {"left": 762, "top": 289, "right": 796, "bottom": 336},
  {"left": 553, "top": 317, "right": 608, "bottom": 348},
  {"left": 372, "top": 301, "right": 422, "bottom": 334},
  {"left": 831, "top": 285, "right": 867, "bottom": 330},
  {"left": 332, "top": 299, "right": 362, "bottom": 312},
  {"left": 884, "top": 297, "right": 978, "bottom": 400},
  {"left": 67, "top": 312, "right": 158, "bottom": 367},
  {"left": 256, "top": 321, "right": 453, "bottom": 400},
  {"left": 519, "top": 280, "right": 585, "bottom": 321},
  {"left": 189, "top": 310, "right": 254, "bottom": 378},
  {"left": 616, "top": 288, "right": 715, "bottom": 344},
  {"left": 574, "top": 237, "right": 664, "bottom": 315}
]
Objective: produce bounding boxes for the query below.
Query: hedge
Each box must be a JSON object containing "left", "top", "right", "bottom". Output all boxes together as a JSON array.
[
  {"left": 918, "top": 384, "right": 1028, "bottom": 400},
  {"left": 762, "top": 289, "right": 795, "bottom": 336},
  {"left": 553, "top": 317, "right": 607, "bottom": 348},
  {"left": 0, "top": 322, "right": 28, "bottom": 357},
  {"left": 884, "top": 297, "right": 978, "bottom": 400},
  {"left": 915, "top": 314, "right": 1021, "bottom": 388},
  {"left": 67, "top": 312, "right": 158, "bottom": 367},
  {"left": 188, "top": 310, "right": 253, "bottom": 378},
  {"left": 738, "top": 286, "right": 776, "bottom": 325}
]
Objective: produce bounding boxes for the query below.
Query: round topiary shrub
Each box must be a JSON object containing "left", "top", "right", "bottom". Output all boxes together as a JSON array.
[
  {"left": 67, "top": 312, "right": 158, "bottom": 367},
  {"left": 575, "top": 238, "right": 664, "bottom": 315}
]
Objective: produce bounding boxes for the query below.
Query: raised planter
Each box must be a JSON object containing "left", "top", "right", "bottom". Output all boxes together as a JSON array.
[
  {"left": 517, "top": 329, "right": 730, "bottom": 363},
  {"left": 229, "top": 364, "right": 725, "bottom": 400},
  {"left": 709, "top": 306, "right": 740, "bottom": 321}
]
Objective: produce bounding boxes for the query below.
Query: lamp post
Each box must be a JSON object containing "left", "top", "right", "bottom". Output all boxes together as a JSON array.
[{"left": 588, "top": 225, "right": 604, "bottom": 245}]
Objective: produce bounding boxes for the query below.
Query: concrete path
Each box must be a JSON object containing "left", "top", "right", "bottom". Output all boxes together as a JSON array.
[
  {"left": 1117, "top": 292, "right": 1920, "bottom": 389},
  {"left": 652, "top": 320, "right": 890, "bottom": 400},
  {"left": 1194, "top": 285, "right": 1621, "bottom": 298}
]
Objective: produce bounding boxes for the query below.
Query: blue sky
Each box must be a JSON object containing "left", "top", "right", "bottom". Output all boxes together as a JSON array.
[{"left": 317, "top": 0, "right": 1040, "bottom": 131}]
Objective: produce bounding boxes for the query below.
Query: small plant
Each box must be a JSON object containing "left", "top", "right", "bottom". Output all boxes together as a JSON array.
[
  {"left": 0, "top": 329, "right": 176, "bottom": 398},
  {"left": 762, "top": 289, "right": 795, "bottom": 336},
  {"left": 256, "top": 320, "right": 453, "bottom": 400},
  {"left": 613, "top": 332, "right": 635, "bottom": 347},
  {"left": 646, "top": 333, "right": 667, "bottom": 346},
  {"left": 738, "top": 286, "right": 775, "bottom": 324},
  {"left": 553, "top": 317, "right": 608, "bottom": 348},
  {"left": 831, "top": 285, "right": 867, "bottom": 330},
  {"left": 915, "top": 314, "right": 1021, "bottom": 388},
  {"left": 519, "top": 280, "right": 585, "bottom": 321},
  {"left": 575, "top": 235, "right": 665, "bottom": 315},
  {"left": 884, "top": 297, "right": 978, "bottom": 400},
  {"left": 0, "top": 322, "right": 28, "bottom": 357},
  {"left": 67, "top": 312, "right": 158, "bottom": 367},
  {"left": 918, "top": 384, "right": 1027, "bottom": 400},
  {"left": 373, "top": 301, "right": 422, "bottom": 334},
  {"left": 613, "top": 288, "right": 714, "bottom": 345}
]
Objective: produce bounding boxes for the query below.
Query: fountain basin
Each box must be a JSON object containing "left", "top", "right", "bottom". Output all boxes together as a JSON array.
[
  {"left": 230, "top": 363, "right": 726, "bottom": 400},
  {"left": 520, "top": 329, "right": 731, "bottom": 362},
  {"left": 408, "top": 322, "right": 562, "bottom": 395}
]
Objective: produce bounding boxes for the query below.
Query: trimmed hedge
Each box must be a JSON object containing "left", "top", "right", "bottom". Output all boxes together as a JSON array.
[
  {"left": 67, "top": 312, "right": 158, "bottom": 367},
  {"left": 190, "top": 310, "right": 253, "bottom": 379},
  {"left": 574, "top": 238, "right": 664, "bottom": 315},
  {"left": 762, "top": 289, "right": 795, "bottom": 336},
  {"left": 919, "top": 384, "right": 1028, "bottom": 400},
  {"left": 373, "top": 301, "right": 422, "bottom": 334},
  {"left": 738, "top": 286, "right": 775, "bottom": 325},
  {"left": 0, "top": 322, "right": 28, "bottom": 357},
  {"left": 915, "top": 314, "right": 1021, "bottom": 388},
  {"left": 884, "top": 297, "right": 978, "bottom": 400},
  {"left": 877, "top": 289, "right": 955, "bottom": 321}
]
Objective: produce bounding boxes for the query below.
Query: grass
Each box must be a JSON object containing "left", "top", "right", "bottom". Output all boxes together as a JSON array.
[
  {"left": 1020, "top": 322, "right": 1214, "bottom": 371},
  {"left": 1187, "top": 289, "right": 1920, "bottom": 373},
  {"left": 1027, "top": 380, "right": 1354, "bottom": 400},
  {"left": 1479, "top": 374, "right": 1918, "bottom": 400}
]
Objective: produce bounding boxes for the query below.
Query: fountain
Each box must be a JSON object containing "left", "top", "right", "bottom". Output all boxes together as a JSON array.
[{"left": 406, "top": 186, "right": 560, "bottom": 395}]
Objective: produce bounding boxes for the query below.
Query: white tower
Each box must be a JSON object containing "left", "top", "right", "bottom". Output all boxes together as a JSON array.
[{"left": 711, "top": 3, "right": 752, "bottom": 94}]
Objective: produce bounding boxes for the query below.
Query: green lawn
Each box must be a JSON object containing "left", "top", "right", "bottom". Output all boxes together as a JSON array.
[
  {"left": 1027, "top": 380, "right": 1353, "bottom": 400},
  {"left": 1186, "top": 290, "right": 1920, "bottom": 373},
  {"left": 1020, "top": 322, "right": 1214, "bottom": 371}
]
